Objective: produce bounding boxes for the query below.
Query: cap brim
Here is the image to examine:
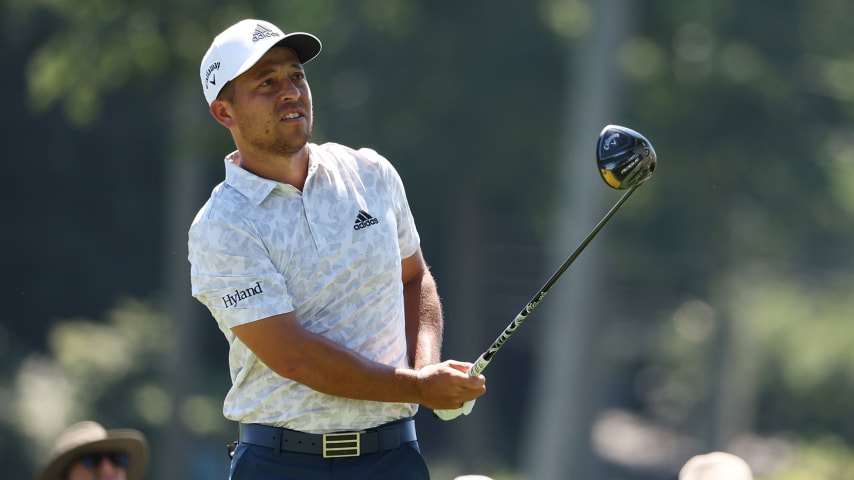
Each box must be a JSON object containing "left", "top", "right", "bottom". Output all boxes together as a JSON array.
[
  {"left": 37, "top": 433, "right": 148, "bottom": 480},
  {"left": 228, "top": 32, "right": 322, "bottom": 96},
  {"left": 275, "top": 32, "right": 322, "bottom": 64}
]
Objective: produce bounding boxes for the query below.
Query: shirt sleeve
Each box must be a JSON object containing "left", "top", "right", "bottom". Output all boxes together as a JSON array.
[
  {"left": 357, "top": 147, "right": 421, "bottom": 259},
  {"left": 188, "top": 217, "right": 293, "bottom": 330}
]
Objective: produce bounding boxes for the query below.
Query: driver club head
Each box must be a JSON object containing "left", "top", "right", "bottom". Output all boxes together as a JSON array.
[{"left": 596, "top": 125, "right": 657, "bottom": 189}]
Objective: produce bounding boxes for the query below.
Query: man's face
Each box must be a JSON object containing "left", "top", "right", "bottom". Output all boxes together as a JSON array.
[
  {"left": 224, "top": 47, "right": 314, "bottom": 156},
  {"left": 66, "top": 452, "right": 128, "bottom": 480}
]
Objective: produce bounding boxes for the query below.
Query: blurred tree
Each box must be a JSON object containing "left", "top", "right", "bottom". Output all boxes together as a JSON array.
[{"left": 523, "top": 0, "right": 633, "bottom": 478}]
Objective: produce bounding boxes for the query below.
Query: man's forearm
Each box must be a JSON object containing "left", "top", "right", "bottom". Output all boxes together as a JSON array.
[
  {"left": 232, "top": 311, "right": 478, "bottom": 410},
  {"left": 289, "top": 332, "right": 425, "bottom": 402},
  {"left": 404, "top": 267, "right": 444, "bottom": 369}
]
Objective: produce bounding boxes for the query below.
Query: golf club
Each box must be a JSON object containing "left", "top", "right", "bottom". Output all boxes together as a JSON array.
[{"left": 435, "top": 124, "right": 656, "bottom": 420}]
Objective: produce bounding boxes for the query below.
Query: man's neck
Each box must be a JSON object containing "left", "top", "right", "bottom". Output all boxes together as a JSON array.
[{"left": 236, "top": 145, "right": 310, "bottom": 191}]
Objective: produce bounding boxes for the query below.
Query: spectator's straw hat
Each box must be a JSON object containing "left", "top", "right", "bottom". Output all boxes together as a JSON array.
[{"left": 36, "top": 421, "right": 148, "bottom": 480}]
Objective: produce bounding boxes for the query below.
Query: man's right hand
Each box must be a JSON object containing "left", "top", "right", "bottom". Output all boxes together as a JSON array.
[{"left": 413, "top": 360, "right": 486, "bottom": 410}]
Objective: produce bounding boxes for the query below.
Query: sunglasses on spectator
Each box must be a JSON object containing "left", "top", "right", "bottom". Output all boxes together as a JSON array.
[{"left": 79, "top": 452, "right": 130, "bottom": 469}]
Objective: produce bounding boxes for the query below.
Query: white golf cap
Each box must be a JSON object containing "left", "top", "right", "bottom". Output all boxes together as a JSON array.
[{"left": 200, "top": 19, "right": 322, "bottom": 105}]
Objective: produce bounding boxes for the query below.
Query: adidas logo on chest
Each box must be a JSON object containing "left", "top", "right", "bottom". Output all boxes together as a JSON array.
[{"left": 354, "top": 209, "right": 379, "bottom": 230}]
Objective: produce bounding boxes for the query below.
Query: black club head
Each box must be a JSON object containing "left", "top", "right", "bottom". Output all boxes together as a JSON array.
[{"left": 596, "top": 125, "right": 657, "bottom": 189}]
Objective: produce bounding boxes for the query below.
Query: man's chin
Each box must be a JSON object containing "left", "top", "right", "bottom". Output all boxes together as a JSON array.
[{"left": 255, "top": 135, "right": 311, "bottom": 156}]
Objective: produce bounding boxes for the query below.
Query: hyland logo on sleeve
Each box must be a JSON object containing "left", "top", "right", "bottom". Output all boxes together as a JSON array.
[
  {"left": 353, "top": 209, "right": 379, "bottom": 230},
  {"left": 222, "top": 281, "right": 264, "bottom": 308}
]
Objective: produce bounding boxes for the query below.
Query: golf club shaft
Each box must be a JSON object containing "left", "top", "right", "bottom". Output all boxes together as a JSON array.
[{"left": 466, "top": 185, "right": 640, "bottom": 377}]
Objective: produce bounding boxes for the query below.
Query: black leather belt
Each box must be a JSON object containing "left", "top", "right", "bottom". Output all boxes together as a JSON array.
[{"left": 239, "top": 418, "right": 417, "bottom": 458}]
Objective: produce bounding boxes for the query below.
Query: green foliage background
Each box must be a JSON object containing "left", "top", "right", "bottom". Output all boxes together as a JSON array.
[{"left": 2, "top": 0, "right": 854, "bottom": 478}]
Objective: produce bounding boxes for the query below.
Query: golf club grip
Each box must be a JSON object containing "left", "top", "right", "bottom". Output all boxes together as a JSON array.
[
  {"left": 464, "top": 185, "right": 639, "bottom": 377},
  {"left": 465, "top": 295, "right": 539, "bottom": 376}
]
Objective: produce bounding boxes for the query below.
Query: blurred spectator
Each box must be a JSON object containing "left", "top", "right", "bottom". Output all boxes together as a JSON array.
[
  {"left": 679, "top": 451, "right": 753, "bottom": 480},
  {"left": 35, "top": 421, "right": 148, "bottom": 480}
]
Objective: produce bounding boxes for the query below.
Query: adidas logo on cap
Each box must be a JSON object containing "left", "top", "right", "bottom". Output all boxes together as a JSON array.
[{"left": 252, "top": 24, "right": 281, "bottom": 43}]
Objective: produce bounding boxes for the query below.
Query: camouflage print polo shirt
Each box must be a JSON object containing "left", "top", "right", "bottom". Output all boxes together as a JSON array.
[{"left": 188, "top": 142, "right": 420, "bottom": 433}]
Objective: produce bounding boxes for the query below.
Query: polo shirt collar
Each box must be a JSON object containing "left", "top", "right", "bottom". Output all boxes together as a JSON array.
[{"left": 223, "top": 145, "right": 328, "bottom": 205}]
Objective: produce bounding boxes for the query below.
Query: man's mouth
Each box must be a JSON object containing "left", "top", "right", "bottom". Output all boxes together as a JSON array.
[{"left": 282, "top": 112, "right": 302, "bottom": 120}]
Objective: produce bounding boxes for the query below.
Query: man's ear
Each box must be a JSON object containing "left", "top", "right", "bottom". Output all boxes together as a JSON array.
[{"left": 210, "top": 100, "right": 235, "bottom": 129}]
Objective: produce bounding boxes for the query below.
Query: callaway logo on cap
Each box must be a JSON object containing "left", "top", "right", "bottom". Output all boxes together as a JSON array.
[{"left": 199, "top": 19, "right": 322, "bottom": 105}]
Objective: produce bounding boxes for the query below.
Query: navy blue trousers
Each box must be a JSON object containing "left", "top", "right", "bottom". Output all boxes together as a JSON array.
[{"left": 228, "top": 441, "right": 430, "bottom": 479}]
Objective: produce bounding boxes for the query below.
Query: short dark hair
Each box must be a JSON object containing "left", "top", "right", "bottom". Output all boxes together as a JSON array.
[{"left": 217, "top": 81, "right": 235, "bottom": 104}]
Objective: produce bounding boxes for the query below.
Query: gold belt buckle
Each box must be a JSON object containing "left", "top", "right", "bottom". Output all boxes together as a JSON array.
[{"left": 322, "top": 431, "right": 363, "bottom": 458}]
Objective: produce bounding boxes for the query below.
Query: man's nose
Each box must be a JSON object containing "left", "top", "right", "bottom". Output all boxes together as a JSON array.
[{"left": 278, "top": 79, "right": 300, "bottom": 102}]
